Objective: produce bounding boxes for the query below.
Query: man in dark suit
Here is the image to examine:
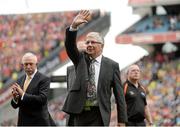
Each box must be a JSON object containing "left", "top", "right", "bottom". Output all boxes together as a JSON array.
[
  {"left": 11, "top": 52, "right": 55, "bottom": 126},
  {"left": 62, "top": 10, "right": 127, "bottom": 126}
]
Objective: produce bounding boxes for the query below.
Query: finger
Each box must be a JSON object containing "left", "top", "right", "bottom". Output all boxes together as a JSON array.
[
  {"left": 11, "top": 84, "right": 16, "bottom": 88},
  {"left": 13, "top": 86, "right": 16, "bottom": 91},
  {"left": 81, "top": 20, "right": 88, "bottom": 24},
  {"left": 11, "top": 86, "right": 15, "bottom": 89},
  {"left": 12, "top": 84, "right": 17, "bottom": 89},
  {"left": 12, "top": 88, "right": 16, "bottom": 93},
  {"left": 84, "top": 13, "right": 90, "bottom": 20},
  {"left": 80, "top": 10, "right": 90, "bottom": 18},
  {"left": 14, "top": 83, "right": 19, "bottom": 86},
  {"left": 14, "top": 83, "right": 21, "bottom": 89},
  {"left": 82, "top": 10, "right": 89, "bottom": 15},
  {"left": 83, "top": 10, "right": 90, "bottom": 16},
  {"left": 15, "top": 86, "right": 22, "bottom": 92},
  {"left": 79, "top": 10, "right": 86, "bottom": 15},
  {"left": 13, "top": 86, "right": 19, "bottom": 91}
]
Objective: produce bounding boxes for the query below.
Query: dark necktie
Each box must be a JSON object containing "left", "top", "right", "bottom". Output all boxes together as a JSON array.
[{"left": 85, "top": 59, "right": 97, "bottom": 106}]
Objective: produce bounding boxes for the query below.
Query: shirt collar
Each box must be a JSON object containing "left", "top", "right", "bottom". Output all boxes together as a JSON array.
[
  {"left": 26, "top": 69, "right": 37, "bottom": 79},
  {"left": 127, "top": 80, "right": 140, "bottom": 88},
  {"left": 95, "top": 54, "right": 102, "bottom": 64}
]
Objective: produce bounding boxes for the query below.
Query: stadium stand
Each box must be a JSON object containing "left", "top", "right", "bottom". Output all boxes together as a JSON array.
[
  {"left": 116, "top": 1, "right": 180, "bottom": 44},
  {"left": 122, "top": 15, "right": 180, "bottom": 34}
]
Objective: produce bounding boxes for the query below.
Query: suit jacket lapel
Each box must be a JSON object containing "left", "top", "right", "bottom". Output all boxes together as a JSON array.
[
  {"left": 97, "top": 56, "right": 106, "bottom": 90},
  {"left": 18, "top": 75, "right": 26, "bottom": 89},
  {"left": 26, "top": 72, "right": 40, "bottom": 92}
]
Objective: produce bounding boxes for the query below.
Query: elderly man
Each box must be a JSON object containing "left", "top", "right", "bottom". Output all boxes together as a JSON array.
[
  {"left": 62, "top": 10, "right": 127, "bottom": 126},
  {"left": 11, "top": 52, "right": 55, "bottom": 126},
  {"left": 123, "top": 64, "right": 153, "bottom": 126}
]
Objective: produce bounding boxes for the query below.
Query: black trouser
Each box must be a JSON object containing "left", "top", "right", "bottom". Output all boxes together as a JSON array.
[
  {"left": 73, "top": 106, "right": 104, "bottom": 126},
  {"left": 126, "top": 120, "right": 145, "bottom": 126},
  {"left": 66, "top": 114, "right": 75, "bottom": 126}
]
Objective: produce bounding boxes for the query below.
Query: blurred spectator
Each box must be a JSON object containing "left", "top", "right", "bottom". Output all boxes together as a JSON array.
[{"left": 169, "top": 16, "right": 177, "bottom": 31}]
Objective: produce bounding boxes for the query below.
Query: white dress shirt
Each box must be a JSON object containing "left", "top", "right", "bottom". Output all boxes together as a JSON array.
[
  {"left": 21, "top": 69, "right": 37, "bottom": 100},
  {"left": 94, "top": 55, "right": 102, "bottom": 90}
]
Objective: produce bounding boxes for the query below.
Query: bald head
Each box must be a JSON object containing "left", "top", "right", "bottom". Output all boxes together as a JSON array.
[
  {"left": 22, "top": 52, "right": 38, "bottom": 76},
  {"left": 22, "top": 52, "right": 37, "bottom": 64}
]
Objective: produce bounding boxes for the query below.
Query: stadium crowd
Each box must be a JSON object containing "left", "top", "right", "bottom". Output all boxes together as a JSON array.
[
  {"left": 0, "top": 12, "right": 76, "bottom": 88},
  {"left": 124, "top": 14, "right": 180, "bottom": 34},
  {"left": 0, "top": 10, "right": 101, "bottom": 89},
  {"left": 140, "top": 53, "right": 179, "bottom": 126}
]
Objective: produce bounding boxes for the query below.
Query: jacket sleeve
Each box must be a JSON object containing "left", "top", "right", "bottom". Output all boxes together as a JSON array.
[
  {"left": 65, "top": 27, "right": 80, "bottom": 66},
  {"left": 112, "top": 63, "right": 128, "bottom": 123},
  {"left": 11, "top": 78, "right": 22, "bottom": 109},
  {"left": 67, "top": 66, "right": 76, "bottom": 91},
  {"left": 21, "top": 77, "right": 50, "bottom": 107},
  {"left": 11, "top": 98, "right": 20, "bottom": 109}
]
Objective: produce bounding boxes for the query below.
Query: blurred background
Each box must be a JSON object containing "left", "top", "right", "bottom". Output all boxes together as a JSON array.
[{"left": 0, "top": 0, "right": 179, "bottom": 126}]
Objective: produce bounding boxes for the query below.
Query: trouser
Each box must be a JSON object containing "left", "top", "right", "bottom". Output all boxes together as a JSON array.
[
  {"left": 126, "top": 120, "right": 145, "bottom": 126},
  {"left": 66, "top": 114, "right": 75, "bottom": 126},
  {"left": 73, "top": 106, "right": 104, "bottom": 126}
]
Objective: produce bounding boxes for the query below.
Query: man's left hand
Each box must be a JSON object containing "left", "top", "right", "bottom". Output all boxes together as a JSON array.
[{"left": 13, "top": 83, "right": 24, "bottom": 96}]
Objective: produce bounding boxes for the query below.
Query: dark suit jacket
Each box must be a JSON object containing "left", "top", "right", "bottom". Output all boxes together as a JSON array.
[
  {"left": 62, "top": 28, "right": 127, "bottom": 126},
  {"left": 66, "top": 65, "right": 76, "bottom": 126},
  {"left": 67, "top": 65, "right": 76, "bottom": 91},
  {"left": 11, "top": 71, "right": 55, "bottom": 126}
]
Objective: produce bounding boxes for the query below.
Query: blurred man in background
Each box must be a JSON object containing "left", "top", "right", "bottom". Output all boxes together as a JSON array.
[
  {"left": 11, "top": 52, "right": 55, "bottom": 126},
  {"left": 123, "top": 64, "right": 153, "bottom": 126}
]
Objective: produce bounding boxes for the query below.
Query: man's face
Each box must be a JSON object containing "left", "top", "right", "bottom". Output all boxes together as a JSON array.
[
  {"left": 22, "top": 57, "right": 37, "bottom": 76},
  {"left": 127, "top": 65, "right": 141, "bottom": 81},
  {"left": 85, "top": 36, "right": 103, "bottom": 58}
]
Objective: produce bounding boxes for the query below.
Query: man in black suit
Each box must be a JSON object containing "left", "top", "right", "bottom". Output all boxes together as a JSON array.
[
  {"left": 11, "top": 52, "right": 55, "bottom": 126},
  {"left": 62, "top": 10, "right": 127, "bottom": 126}
]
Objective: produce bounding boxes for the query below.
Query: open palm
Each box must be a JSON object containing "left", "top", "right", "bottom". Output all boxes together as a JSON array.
[{"left": 71, "top": 10, "right": 91, "bottom": 28}]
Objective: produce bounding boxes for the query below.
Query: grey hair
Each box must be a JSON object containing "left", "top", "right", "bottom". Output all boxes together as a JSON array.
[
  {"left": 22, "top": 52, "right": 37, "bottom": 64},
  {"left": 86, "top": 32, "right": 104, "bottom": 44}
]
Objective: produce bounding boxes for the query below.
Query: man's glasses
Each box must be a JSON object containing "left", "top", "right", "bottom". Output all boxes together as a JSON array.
[{"left": 85, "top": 41, "right": 101, "bottom": 45}]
